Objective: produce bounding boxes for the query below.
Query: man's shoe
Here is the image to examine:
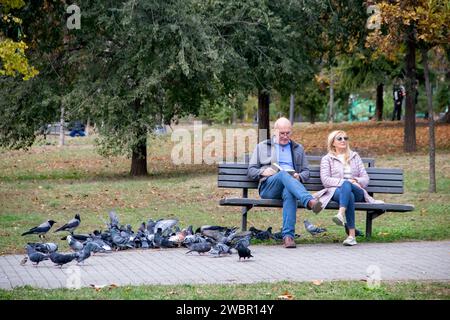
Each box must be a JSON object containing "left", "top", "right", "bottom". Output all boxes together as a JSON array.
[
  {"left": 332, "top": 212, "right": 345, "bottom": 226},
  {"left": 343, "top": 236, "right": 357, "bottom": 246},
  {"left": 307, "top": 199, "right": 322, "bottom": 214},
  {"left": 283, "top": 236, "right": 297, "bottom": 248}
]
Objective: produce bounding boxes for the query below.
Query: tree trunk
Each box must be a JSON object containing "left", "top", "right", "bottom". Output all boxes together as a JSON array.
[
  {"left": 404, "top": 24, "right": 417, "bottom": 152},
  {"left": 130, "top": 137, "right": 148, "bottom": 176},
  {"left": 421, "top": 47, "right": 436, "bottom": 192},
  {"left": 376, "top": 83, "right": 383, "bottom": 121},
  {"left": 289, "top": 93, "right": 295, "bottom": 125},
  {"left": 130, "top": 99, "right": 148, "bottom": 176},
  {"left": 59, "top": 105, "right": 65, "bottom": 147},
  {"left": 85, "top": 117, "right": 90, "bottom": 136},
  {"left": 328, "top": 74, "right": 334, "bottom": 123},
  {"left": 258, "top": 89, "right": 270, "bottom": 142}
]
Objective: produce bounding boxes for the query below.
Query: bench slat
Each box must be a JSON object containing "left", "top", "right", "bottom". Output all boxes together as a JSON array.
[
  {"left": 219, "top": 198, "right": 414, "bottom": 212},
  {"left": 218, "top": 175, "right": 403, "bottom": 187},
  {"left": 218, "top": 168, "right": 249, "bottom": 175},
  {"left": 218, "top": 181, "right": 258, "bottom": 188}
]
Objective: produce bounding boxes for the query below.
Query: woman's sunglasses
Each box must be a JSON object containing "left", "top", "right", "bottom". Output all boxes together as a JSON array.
[{"left": 335, "top": 136, "right": 349, "bottom": 141}]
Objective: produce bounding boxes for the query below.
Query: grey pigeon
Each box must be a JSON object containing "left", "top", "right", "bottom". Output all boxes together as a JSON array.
[
  {"left": 49, "top": 252, "right": 78, "bottom": 267},
  {"left": 21, "top": 220, "right": 56, "bottom": 239},
  {"left": 27, "top": 242, "right": 58, "bottom": 254},
  {"left": 185, "top": 242, "right": 212, "bottom": 255},
  {"left": 108, "top": 210, "right": 120, "bottom": 229},
  {"left": 183, "top": 234, "right": 207, "bottom": 245},
  {"left": 233, "top": 235, "right": 251, "bottom": 249},
  {"left": 146, "top": 219, "right": 156, "bottom": 235},
  {"left": 83, "top": 240, "right": 107, "bottom": 254},
  {"left": 110, "top": 228, "right": 134, "bottom": 250},
  {"left": 154, "top": 219, "right": 178, "bottom": 236},
  {"left": 25, "top": 245, "right": 49, "bottom": 265},
  {"left": 54, "top": 214, "right": 81, "bottom": 233},
  {"left": 234, "top": 235, "right": 253, "bottom": 260},
  {"left": 76, "top": 242, "right": 98, "bottom": 264},
  {"left": 61, "top": 233, "right": 90, "bottom": 242},
  {"left": 304, "top": 220, "right": 327, "bottom": 236},
  {"left": 153, "top": 228, "right": 176, "bottom": 248},
  {"left": 208, "top": 243, "right": 232, "bottom": 257},
  {"left": 67, "top": 235, "right": 84, "bottom": 251}
]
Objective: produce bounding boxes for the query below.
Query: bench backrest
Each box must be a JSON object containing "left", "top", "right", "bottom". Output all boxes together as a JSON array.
[{"left": 218, "top": 161, "right": 404, "bottom": 194}]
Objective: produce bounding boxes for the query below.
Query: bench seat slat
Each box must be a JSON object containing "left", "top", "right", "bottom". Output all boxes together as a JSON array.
[
  {"left": 219, "top": 198, "right": 414, "bottom": 212},
  {"left": 218, "top": 175, "right": 404, "bottom": 187}
]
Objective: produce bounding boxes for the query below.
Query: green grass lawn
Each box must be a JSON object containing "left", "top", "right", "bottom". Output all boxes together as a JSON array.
[
  {"left": 0, "top": 127, "right": 449, "bottom": 299},
  {"left": 0, "top": 141, "right": 448, "bottom": 254},
  {"left": 1, "top": 281, "right": 448, "bottom": 300}
]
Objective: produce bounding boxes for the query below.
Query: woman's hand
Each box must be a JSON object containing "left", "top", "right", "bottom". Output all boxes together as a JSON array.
[{"left": 349, "top": 178, "right": 362, "bottom": 188}]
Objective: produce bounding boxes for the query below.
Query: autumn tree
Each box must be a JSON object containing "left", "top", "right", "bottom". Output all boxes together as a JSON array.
[
  {"left": 0, "top": 0, "right": 38, "bottom": 80},
  {"left": 366, "top": 0, "right": 450, "bottom": 190}
]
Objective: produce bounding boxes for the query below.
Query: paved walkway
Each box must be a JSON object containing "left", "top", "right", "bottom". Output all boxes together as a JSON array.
[{"left": 0, "top": 241, "right": 449, "bottom": 289}]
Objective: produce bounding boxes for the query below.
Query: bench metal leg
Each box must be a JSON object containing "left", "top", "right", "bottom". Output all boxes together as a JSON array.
[
  {"left": 365, "top": 210, "right": 385, "bottom": 239},
  {"left": 366, "top": 211, "right": 374, "bottom": 239},
  {"left": 241, "top": 206, "right": 252, "bottom": 231}
]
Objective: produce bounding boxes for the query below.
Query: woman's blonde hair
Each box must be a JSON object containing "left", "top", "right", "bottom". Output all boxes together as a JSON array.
[{"left": 327, "top": 130, "right": 351, "bottom": 163}]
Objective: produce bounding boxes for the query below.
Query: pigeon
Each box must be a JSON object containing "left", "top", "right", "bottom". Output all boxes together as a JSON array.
[
  {"left": 76, "top": 242, "right": 97, "bottom": 264},
  {"left": 54, "top": 214, "right": 81, "bottom": 233},
  {"left": 236, "top": 245, "right": 253, "bottom": 261},
  {"left": 110, "top": 228, "right": 134, "bottom": 250},
  {"left": 67, "top": 235, "right": 84, "bottom": 252},
  {"left": 83, "top": 240, "right": 107, "bottom": 254},
  {"left": 303, "top": 220, "right": 327, "bottom": 236},
  {"left": 61, "top": 233, "right": 90, "bottom": 242},
  {"left": 185, "top": 241, "right": 212, "bottom": 255},
  {"left": 90, "top": 238, "right": 112, "bottom": 252},
  {"left": 233, "top": 235, "right": 251, "bottom": 249},
  {"left": 108, "top": 210, "right": 120, "bottom": 229},
  {"left": 183, "top": 234, "right": 208, "bottom": 245},
  {"left": 24, "top": 245, "right": 49, "bottom": 266},
  {"left": 249, "top": 226, "right": 273, "bottom": 240},
  {"left": 169, "top": 229, "right": 188, "bottom": 245},
  {"left": 153, "top": 228, "right": 176, "bottom": 248},
  {"left": 27, "top": 242, "right": 58, "bottom": 254},
  {"left": 21, "top": 220, "right": 57, "bottom": 239},
  {"left": 146, "top": 219, "right": 156, "bottom": 235},
  {"left": 154, "top": 219, "right": 178, "bottom": 236},
  {"left": 208, "top": 243, "right": 232, "bottom": 257},
  {"left": 49, "top": 252, "right": 78, "bottom": 267}
]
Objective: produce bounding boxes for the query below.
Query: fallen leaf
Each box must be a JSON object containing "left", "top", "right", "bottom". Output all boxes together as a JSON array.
[
  {"left": 277, "top": 290, "right": 294, "bottom": 300},
  {"left": 312, "top": 280, "right": 323, "bottom": 286}
]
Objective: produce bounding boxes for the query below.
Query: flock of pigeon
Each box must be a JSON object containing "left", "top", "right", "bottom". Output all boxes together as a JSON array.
[{"left": 20, "top": 210, "right": 329, "bottom": 268}]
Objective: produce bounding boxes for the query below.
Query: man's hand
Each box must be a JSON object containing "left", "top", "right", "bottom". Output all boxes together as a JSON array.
[
  {"left": 261, "top": 167, "right": 277, "bottom": 177},
  {"left": 293, "top": 173, "right": 301, "bottom": 181}
]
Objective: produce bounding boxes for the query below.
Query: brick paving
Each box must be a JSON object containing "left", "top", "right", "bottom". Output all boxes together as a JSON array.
[{"left": 0, "top": 241, "right": 449, "bottom": 289}]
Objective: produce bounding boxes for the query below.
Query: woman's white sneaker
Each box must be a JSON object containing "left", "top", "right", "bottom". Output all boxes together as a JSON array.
[
  {"left": 343, "top": 236, "right": 357, "bottom": 246},
  {"left": 332, "top": 212, "right": 345, "bottom": 226}
]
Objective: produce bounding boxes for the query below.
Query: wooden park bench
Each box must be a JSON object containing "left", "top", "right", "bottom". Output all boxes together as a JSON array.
[{"left": 218, "top": 155, "right": 414, "bottom": 239}]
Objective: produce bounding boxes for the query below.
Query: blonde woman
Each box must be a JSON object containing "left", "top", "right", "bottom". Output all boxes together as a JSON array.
[{"left": 313, "top": 130, "right": 382, "bottom": 246}]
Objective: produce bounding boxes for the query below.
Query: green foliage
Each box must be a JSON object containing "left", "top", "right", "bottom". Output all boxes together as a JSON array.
[{"left": 296, "top": 80, "right": 328, "bottom": 123}]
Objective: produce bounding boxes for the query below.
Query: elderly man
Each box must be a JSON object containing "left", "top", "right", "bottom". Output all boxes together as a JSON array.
[{"left": 248, "top": 117, "right": 321, "bottom": 248}]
